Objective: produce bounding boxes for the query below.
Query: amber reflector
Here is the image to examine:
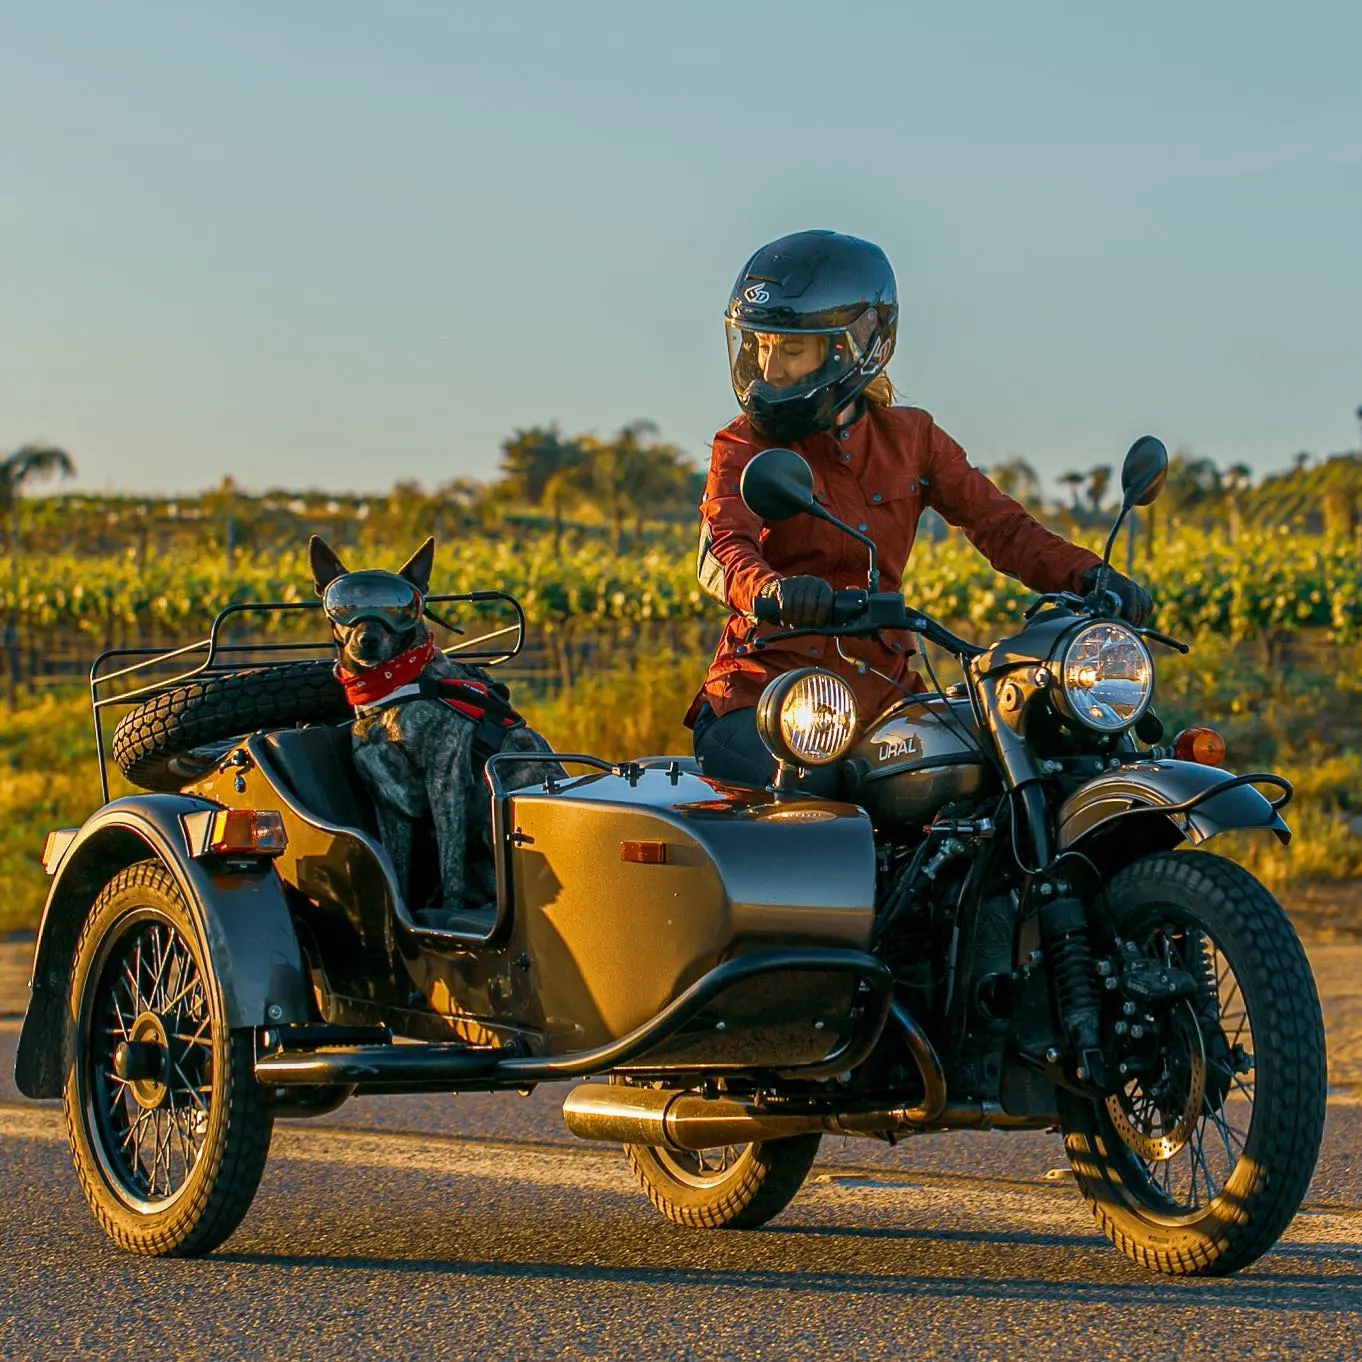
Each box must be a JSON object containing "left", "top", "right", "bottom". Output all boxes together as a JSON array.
[
  {"left": 620, "top": 840, "right": 668, "bottom": 864},
  {"left": 1173, "top": 727, "right": 1226, "bottom": 767},
  {"left": 208, "top": 809, "right": 288, "bottom": 856}
]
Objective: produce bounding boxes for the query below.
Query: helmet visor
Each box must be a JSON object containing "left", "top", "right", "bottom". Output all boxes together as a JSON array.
[
  {"left": 322, "top": 571, "right": 423, "bottom": 630},
  {"left": 725, "top": 308, "right": 887, "bottom": 408}
]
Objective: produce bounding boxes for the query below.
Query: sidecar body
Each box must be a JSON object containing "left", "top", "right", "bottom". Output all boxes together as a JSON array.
[{"left": 17, "top": 704, "right": 891, "bottom": 1105}]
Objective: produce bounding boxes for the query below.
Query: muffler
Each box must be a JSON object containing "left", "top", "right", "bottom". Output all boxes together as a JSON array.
[
  {"left": 560, "top": 1084, "right": 1055, "bottom": 1147},
  {"left": 561, "top": 1084, "right": 830, "bottom": 1150}
]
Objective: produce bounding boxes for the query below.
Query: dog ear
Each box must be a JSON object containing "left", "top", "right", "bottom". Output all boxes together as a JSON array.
[
  {"left": 396, "top": 537, "right": 435, "bottom": 597},
  {"left": 309, "top": 535, "right": 349, "bottom": 596}
]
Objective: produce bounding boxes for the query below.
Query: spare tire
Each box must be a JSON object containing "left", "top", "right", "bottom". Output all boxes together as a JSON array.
[{"left": 111, "top": 659, "right": 352, "bottom": 792}]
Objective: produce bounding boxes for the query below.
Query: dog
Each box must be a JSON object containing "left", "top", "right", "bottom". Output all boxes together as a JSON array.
[{"left": 310, "top": 534, "right": 557, "bottom": 925}]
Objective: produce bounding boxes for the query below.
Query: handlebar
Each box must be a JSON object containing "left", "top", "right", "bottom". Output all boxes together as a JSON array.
[{"left": 746, "top": 589, "right": 984, "bottom": 659}]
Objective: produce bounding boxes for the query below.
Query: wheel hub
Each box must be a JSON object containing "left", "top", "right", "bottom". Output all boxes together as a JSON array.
[
  {"left": 1106, "top": 1001, "right": 1207, "bottom": 1161},
  {"left": 115, "top": 1013, "right": 170, "bottom": 1109}
]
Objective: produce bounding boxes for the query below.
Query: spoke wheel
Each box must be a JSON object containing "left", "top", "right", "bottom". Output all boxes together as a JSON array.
[
  {"left": 1061, "top": 850, "right": 1325, "bottom": 1276},
  {"left": 63, "top": 860, "right": 273, "bottom": 1256},
  {"left": 612, "top": 1078, "right": 820, "bottom": 1230}
]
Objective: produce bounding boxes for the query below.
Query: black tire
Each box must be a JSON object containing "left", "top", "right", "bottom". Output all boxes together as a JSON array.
[
  {"left": 111, "top": 659, "right": 349, "bottom": 791},
  {"left": 1061, "top": 850, "right": 1326, "bottom": 1276},
  {"left": 62, "top": 860, "right": 274, "bottom": 1256},
  {"left": 624, "top": 1136, "right": 821, "bottom": 1230},
  {"left": 612, "top": 1079, "right": 820, "bottom": 1230}
]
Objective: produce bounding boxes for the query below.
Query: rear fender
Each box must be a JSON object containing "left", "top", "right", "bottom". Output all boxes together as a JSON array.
[
  {"left": 1056, "top": 760, "right": 1291, "bottom": 865},
  {"left": 15, "top": 795, "right": 311, "bottom": 1099}
]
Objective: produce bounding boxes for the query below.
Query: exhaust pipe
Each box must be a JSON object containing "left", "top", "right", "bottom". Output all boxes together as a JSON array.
[
  {"left": 560, "top": 1003, "right": 1054, "bottom": 1148},
  {"left": 560, "top": 1085, "right": 1054, "bottom": 1148},
  {"left": 561, "top": 1084, "right": 832, "bottom": 1150}
]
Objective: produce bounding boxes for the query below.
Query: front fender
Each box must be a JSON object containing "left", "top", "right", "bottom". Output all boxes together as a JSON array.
[
  {"left": 15, "top": 795, "right": 311, "bottom": 1099},
  {"left": 1056, "top": 760, "right": 1291, "bottom": 859}
]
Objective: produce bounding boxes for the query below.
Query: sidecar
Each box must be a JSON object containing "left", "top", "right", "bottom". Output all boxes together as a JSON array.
[{"left": 14, "top": 596, "right": 895, "bottom": 1255}]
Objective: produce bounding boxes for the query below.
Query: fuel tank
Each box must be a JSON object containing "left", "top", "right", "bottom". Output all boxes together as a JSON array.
[{"left": 844, "top": 693, "right": 998, "bottom": 827}]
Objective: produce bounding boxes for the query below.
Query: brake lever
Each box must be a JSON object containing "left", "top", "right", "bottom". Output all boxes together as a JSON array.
[
  {"left": 736, "top": 619, "right": 876, "bottom": 654},
  {"left": 1023, "top": 591, "right": 1085, "bottom": 621}
]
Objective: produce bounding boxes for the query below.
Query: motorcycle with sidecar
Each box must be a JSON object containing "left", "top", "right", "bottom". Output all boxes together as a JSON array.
[{"left": 14, "top": 436, "right": 1325, "bottom": 1275}]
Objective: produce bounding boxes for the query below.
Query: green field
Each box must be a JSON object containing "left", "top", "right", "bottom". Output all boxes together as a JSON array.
[{"left": 0, "top": 616, "right": 1358, "bottom": 936}]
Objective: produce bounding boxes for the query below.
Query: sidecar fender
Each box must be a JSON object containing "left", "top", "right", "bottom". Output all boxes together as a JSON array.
[
  {"left": 15, "top": 795, "right": 310, "bottom": 1099},
  {"left": 1056, "top": 760, "right": 1291, "bottom": 858}
]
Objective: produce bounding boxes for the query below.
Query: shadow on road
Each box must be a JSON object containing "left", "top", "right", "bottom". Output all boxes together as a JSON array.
[{"left": 216, "top": 1212, "right": 1361, "bottom": 1315}]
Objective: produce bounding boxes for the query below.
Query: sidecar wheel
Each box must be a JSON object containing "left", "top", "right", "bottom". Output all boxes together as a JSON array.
[
  {"left": 62, "top": 860, "right": 273, "bottom": 1256},
  {"left": 611, "top": 1077, "right": 820, "bottom": 1230},
  {"left": 1060, "top": 850, "right": 1325, "bottom": 1276}
]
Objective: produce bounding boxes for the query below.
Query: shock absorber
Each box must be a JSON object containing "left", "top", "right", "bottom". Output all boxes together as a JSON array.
[{"left": 1039, "top": 893, "right": 1106, "bottom": 1087}]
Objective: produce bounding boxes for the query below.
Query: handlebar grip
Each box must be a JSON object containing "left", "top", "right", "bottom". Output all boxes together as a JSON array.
[
  {"left": 830, "top": 589, "right": 869, "bottom": 625},
  {"left": 751, "top": 593, "right": 781, "bottom": 623}
]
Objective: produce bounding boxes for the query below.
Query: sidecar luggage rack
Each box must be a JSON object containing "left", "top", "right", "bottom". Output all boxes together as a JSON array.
[{"left": 88, "top": 592, "right": 527, "bottom": 802}]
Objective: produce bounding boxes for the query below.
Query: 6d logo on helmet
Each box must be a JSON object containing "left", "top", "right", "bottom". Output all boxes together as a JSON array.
[
  {"left": 859, "top": 334, "right": 891, "bottom": 375},
  {"left": 743, "top": 282, "right": 771, "bottom": 304}
]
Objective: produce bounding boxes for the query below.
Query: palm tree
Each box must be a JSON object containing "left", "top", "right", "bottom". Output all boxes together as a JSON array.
[
  {"left": 1058, "top": 470, "right": 1087, "bottom": 519},
  {"left": 988, "top": 457, "right": 1042, "bottom": 511},
  {"left": 1085, "top": 464, "right": 1113, "bottom": 515},
  {"left": 1, "top": 441, "right": 77, "bottom": 559}
]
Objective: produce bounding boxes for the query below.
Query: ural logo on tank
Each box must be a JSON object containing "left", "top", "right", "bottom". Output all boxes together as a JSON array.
[{"left": 877, "top": 731, "right": 923, "bottom": 762}]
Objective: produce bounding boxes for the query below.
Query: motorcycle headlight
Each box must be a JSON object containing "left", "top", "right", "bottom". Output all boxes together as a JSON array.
[
  {"left": 756, "top": 668, "right": 859, "bottom": 767},
  {"left": 1057, "top": 622, "right": 1154, "bottom": 733}
]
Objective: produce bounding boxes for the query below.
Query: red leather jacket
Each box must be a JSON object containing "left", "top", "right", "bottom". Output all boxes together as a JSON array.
[{"left": 686, "top": 403, "right": 1102, "bottom": 728}]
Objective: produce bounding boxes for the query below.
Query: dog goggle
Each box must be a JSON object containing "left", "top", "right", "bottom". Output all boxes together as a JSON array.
[{"left": 322, "top": 571, "right": 424, "bottom": 631}]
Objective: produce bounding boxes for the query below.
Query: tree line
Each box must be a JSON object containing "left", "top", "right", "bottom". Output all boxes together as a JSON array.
[{"left": 2, "top": 428, "right": 1359, "bottom": 569}]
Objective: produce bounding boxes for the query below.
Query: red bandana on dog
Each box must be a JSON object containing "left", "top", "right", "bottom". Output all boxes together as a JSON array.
[{"left": 335, "top": 637, "right": 437, "bottom": 710}]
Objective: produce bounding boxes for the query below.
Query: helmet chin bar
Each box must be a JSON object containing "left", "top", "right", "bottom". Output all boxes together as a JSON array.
[{"left": 747, "top": 384, "right": 840, "bottom": 443}]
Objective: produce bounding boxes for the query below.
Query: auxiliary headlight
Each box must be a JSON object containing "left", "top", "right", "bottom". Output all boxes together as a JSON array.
[
  {"left": 756, "top": 668, "right": 859, "bottom": 767},
  {"left": 1057, "top": 622, "right": 1154, "bottom": 733}
]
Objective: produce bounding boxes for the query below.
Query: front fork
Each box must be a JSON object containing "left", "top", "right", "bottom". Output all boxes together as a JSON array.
[
  {"left": 981, "top": 679, "right": 1137, "bottom": 1096},
  {"left": 1010, "top": 774, "right": 1112, "bottom": 1092}
]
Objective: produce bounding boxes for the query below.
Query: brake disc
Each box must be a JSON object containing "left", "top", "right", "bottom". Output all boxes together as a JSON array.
[{"left": 1105, "top": 1000, "right": 1207, "bottom": 1162}]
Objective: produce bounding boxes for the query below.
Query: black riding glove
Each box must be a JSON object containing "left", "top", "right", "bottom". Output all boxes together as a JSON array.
[
  {"left": 1079, "top": 566, "right": 1154, "bottom": 628},
  {"left": 762, "top": 575, "right": 836, "bottom": 628}
]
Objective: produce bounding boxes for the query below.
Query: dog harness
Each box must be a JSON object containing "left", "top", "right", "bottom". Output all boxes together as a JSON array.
[{"left": 335, "top": 638, "right": 527, "bottom": 768}]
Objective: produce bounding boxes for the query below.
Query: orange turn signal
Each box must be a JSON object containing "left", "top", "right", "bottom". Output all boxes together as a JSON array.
[
  {"left": 207, "top": 809, "right": 288, "bottom": 856},
  {"left": 620, "top": 840, "right": 668, "bottom": 864},
  {"left": 1173, "top": 727, "right": 1227, "bottom": 767}
]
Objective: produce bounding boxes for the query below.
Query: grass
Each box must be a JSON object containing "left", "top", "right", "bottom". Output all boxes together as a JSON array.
[{"left": 0, "top": 636, "right": 1357, "bottom": 935}]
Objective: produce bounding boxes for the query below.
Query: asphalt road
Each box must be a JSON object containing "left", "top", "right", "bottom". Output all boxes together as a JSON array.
[{"left": 2, "top": 1016, "right": 1359, "bottom": 1361}]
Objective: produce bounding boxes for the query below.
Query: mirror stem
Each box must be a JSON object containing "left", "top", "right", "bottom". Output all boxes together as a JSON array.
[{"left": 806, "top": 503, "right": 879, "bottom": 592}]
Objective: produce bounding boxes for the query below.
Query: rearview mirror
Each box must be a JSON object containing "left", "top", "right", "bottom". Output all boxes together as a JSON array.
[
  {"left": 739, "top": 448, "right": 817, "bottom": 522},
  {"left": 1120, "top": 436, "right": 1169, "bottom": 509}
]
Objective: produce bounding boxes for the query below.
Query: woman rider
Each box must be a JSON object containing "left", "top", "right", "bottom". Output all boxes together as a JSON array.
[{"left": 686, "top": 228, "right": 1153, "bottom": 791}]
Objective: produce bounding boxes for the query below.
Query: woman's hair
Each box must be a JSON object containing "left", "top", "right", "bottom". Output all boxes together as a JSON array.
[{"left": 863, "top": 372, "right": 897, "bottom": 406}]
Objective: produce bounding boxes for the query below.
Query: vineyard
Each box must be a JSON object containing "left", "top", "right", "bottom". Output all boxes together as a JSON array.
[
  {"left": 0, "top": 494, "right": 1358, "bottom": 933},
  {"left": 3, "top": 524, "right": 1359, "bottom": 650}
]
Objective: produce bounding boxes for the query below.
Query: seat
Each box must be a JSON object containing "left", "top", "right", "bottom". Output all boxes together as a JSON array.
[{"left": 258, "top": 724, "right": 380, "bottom": 836}]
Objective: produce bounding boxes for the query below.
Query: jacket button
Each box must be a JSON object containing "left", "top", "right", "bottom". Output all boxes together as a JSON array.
[
  {"left": 809, "top": 646, "right": 818, "bottom": 654},
  {"left": 857, "top": 523, "right": 868, "bottom": 532},
  {"left": 871, "top": 493, "right": 882, "bottom": 503}
]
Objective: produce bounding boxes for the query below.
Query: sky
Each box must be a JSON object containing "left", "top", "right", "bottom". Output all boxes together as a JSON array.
[{"left": 2, "top": 1, "right": 1360, "bottom": 497}]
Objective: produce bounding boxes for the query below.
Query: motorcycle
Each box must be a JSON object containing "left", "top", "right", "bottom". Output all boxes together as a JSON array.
[{"left": 14, "top": 436, "right": 1325, "bottom": 1275}]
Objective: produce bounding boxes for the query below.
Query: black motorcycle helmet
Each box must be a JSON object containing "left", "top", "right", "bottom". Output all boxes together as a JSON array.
[{"left": 726, "top": 230, "right": 898, "bottom": 442}]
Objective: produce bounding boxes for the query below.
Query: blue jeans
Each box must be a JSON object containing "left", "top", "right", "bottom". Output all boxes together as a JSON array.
[{"left": 691, "top": 704, "right": 842, "bottom": 798}]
